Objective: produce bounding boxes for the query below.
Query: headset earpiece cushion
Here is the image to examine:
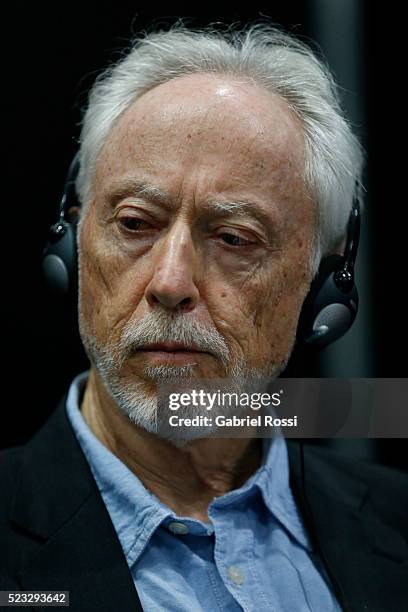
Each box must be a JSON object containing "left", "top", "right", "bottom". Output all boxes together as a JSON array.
[
  {"left": 297, "top": 254, "right": 358, "bottom": 347},
  {"left": 42, "top": 220, "right": 78, "bottom": 297}
]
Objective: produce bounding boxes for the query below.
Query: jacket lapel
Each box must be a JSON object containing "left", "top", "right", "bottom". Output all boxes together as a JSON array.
[
  {"left": 10, "top": 398, "right": 142, "bottom": 612},
  {"left": 287, "top": 441, "right": 408, "bottom": 612}
]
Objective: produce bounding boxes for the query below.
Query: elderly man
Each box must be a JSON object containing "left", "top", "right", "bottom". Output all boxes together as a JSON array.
[{"left": 1, "top": 25, "right": 407, "bottom": 612}]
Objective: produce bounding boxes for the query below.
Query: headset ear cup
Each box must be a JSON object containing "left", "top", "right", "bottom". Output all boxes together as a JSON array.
[
  {"left": 42, "top": 220, "right": 78, "bottom": 298},
  {"left": 297, "top": 254, "right": 359, "bottom": 348}
]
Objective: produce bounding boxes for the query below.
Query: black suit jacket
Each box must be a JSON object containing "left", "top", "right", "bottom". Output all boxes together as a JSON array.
[{"left": 0, "top": 397, "right": 407, "bottom": 612}]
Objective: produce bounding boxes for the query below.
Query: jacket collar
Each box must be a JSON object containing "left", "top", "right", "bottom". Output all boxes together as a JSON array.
[
  {"left": 287, "top": 441, "right": 408, "bottom": 612},
  {"left": 10, "top": 396, "right": 143, "bottom": 611}
]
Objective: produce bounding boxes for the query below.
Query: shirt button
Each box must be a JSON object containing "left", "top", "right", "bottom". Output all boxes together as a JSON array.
[
  {"left": 228, "top": 565, "right": 245, "bottom": 585},
  {"left": 167, "top": 521, "right": 189, "bottom": 535}
]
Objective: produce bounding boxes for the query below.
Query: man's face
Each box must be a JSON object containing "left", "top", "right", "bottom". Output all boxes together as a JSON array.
[{"left": 78, "top": 73, "right": 315, "bottom": 432}]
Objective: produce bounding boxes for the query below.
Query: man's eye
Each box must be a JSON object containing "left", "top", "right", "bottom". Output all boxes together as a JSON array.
[
  {"left": 119, "top": 217, "right": 152, "bottom": 232},
  {"left": 218, "top": 233, "right": 253, "bottom": 247}
]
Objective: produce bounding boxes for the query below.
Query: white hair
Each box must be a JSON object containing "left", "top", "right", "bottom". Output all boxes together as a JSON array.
[{"left": 76, "top": 23, "right": 364, "bottom": 274}]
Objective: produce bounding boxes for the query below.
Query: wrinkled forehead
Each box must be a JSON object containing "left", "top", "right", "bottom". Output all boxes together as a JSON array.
[{"left": 94, "top": 73, "right": 306, "bottom": 196}]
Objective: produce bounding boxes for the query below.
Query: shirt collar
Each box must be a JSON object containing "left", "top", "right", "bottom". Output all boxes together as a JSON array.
[
  {"left": 258, "top": 436, "right": 311, "bottom": 550},
  {"left": 66, "top": 371, "right": 174, "bottom": 567},
  {"left": 208, "top": 435, "right": 311, "bottom": 550},
  {"left": 66, "top": 371, "right": 311, "bottom": 561}
]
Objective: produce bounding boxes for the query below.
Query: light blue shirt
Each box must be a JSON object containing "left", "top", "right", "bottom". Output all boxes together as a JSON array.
[{"left": 66, "top": 371, "right": 340, "bottom": 612}]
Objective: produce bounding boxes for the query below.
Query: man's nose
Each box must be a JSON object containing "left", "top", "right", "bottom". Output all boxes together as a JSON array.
[{"left": 144, "top": 224, "right": 200, "bottom": 312}]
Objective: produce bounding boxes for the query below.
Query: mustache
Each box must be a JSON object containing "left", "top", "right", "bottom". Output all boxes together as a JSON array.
[{"left": 113, "top": 308, "right": 231, "bottom": 368}]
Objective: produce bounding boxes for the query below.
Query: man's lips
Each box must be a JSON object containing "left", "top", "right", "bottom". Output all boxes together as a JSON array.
[
  {"left": 136, "top": 342, "right": 212, "bottom": 363},
  {"left": 138, "top": 342, "right": 205, "bottom": 352}
]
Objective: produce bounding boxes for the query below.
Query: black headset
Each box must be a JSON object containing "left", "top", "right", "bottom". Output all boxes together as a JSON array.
[
  {"left": 42, "top": 154, "right": 361, "bottom": 350},
  {"left": 43, "top": 154, "right": 80, "bottom": 300},
  {"left": 296, "top": 197, "right": 360, "bottom": 348}
]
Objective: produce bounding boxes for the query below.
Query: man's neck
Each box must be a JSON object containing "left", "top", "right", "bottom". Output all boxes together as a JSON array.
[{"left": 81, "top": 369, "right": 263, "bottom": 522}]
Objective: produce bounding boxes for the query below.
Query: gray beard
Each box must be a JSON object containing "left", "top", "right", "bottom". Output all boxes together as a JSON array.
[{"left": 79, "top": 306, "right": 288, "bottom": 446}]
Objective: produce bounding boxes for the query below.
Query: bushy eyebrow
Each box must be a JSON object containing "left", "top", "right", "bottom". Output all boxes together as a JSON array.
[
  {"left": 206, "top": 199, "right": 276, "bottom": 228},
  {"left": 104, "top": 179, "right": 171, "bottom": 207},
  {"left": 103, "top": 178, "right": 278, "bottom": 229}
]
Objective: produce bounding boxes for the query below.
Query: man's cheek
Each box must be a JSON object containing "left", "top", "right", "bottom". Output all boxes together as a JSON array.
[
  {"left": 236, "top": 268, "right": 281, "bottom": 327},
  {"left": 79, "top": 263, "right": 118, "bottom": 342}
]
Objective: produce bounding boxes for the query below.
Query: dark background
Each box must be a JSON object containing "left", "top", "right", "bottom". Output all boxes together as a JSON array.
[{"left": 2, "top": 2, "right": 406, "bottom": 469}]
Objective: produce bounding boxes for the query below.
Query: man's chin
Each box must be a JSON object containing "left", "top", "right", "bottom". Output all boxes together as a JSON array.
[
  {"left": 143, "top": 364, "right": 197, "bottom": 384},
  {"left": 161, "top": 433, "right": 216, "bottom": 450},
  {"left": 123, "top": 361, "right": 232, "bottom": 387}
]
